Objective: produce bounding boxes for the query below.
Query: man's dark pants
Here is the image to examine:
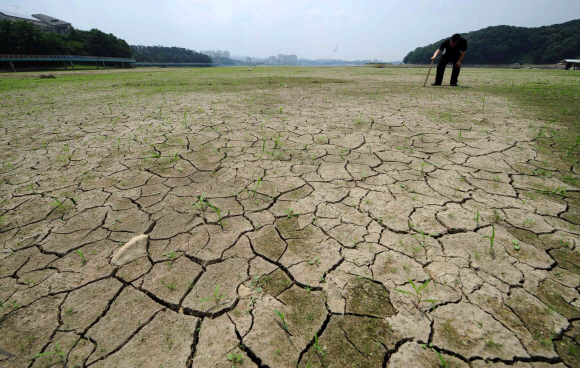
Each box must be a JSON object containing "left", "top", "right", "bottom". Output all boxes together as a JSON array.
[{"left": 435, "top": 56, "right": 461, "bottom": 85}]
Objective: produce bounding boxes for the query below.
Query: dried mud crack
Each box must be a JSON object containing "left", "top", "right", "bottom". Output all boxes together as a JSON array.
[{"left": 1, "top": 67, "right": 579, "bottom": 368}]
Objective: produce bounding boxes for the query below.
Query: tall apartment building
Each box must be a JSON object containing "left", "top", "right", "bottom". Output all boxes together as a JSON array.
[
  {"left": 0, "top": 11, "right": 71, "bottom": 33},
  {"left": 270, "top": 54, "right": 297, "bottom": 65},
  {"left": 201, "top": 50, "right": 230, "bottom": 59}
]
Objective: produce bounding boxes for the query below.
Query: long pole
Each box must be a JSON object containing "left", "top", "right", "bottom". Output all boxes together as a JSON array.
[{"left": 423, "top": 59, "right": 434, "bottom": 87}]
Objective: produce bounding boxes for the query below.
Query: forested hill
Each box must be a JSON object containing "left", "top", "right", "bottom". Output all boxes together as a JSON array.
[
  {"left": 0, "top": 20, "right": 131, "bottom": 57},
  {"left": 403, "top": 19, "right": 580, "bottom": 64},
  {"left": 130, "top": 45, "right": 212, "bottom": 63}
]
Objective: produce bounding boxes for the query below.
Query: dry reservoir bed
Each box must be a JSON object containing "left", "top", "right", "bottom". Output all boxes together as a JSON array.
[{"left": 0, "top": 66, "right": 579, "bottom": 367}]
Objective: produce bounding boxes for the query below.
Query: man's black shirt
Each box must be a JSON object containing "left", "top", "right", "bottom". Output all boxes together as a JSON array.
[{"left": 439, "top": 38, "right": 468, "bottom": 59}]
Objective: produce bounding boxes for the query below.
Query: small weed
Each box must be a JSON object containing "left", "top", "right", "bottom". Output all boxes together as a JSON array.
[
  {"left": 522, "top": 218, "right": 535, "bottom": 228},
  {"left": 309, "top": 256, "right": 321, "bottom": 266},
  {"left": 421, "top": 344, "right": 448, "bottom": 368},
  {"left": 394, "top": 278, "right": 436, "bottom": 307},
  {"left": 163, "top": 250, "right": 177, "bottom": 262},
  {"left": 76, "top": 249, "right": 87, "bottom": 264},
  {"left": 434, "top": 348, "right": 448, "bottom": 368},
  {"left": 485, "top": 339, "right": 503, "bottom": 349},
  {"left": 274, "top": 309, "right": 288, "bottom": 331},
  {"left": 227, "top": 352, "right": 243, "bottom": 367},
  {"left": 411, "top": 243, "right": 424, "bottom": 258},
  {"left": 253, "top": 174, "right": 267, "bottom": 196},
  {"left": 251, "top": 275, "right": 262, "bottom": 293},
  {"left": 483, "top": 225, "right": 495, "bottom": 255},
  {"left": 284, "top": 208, "right": 298, "bottom": 218},
  {"left": 200, "top": 285, "right": 225, "bottom": 307},
  {"left": 313, "top": 332, "right": 325, "bottom": 356},
  {"left": 273, "top": 133, "right": 282, "bottom": 149},
  {"left": 50, "top": 198, "right": 68, "bottom": 212},
  {"left": 191, "top": 193, "right": 225, "bottom": 228},
  {"left": 537, "top": 119, "right": 556, "bottom": 138},
  {"left": 413, "top": 229, "right": 434, "bottom": 246},
  {"left": 350, "top": 235, "right": 358, "bottom": 248},
  {"left": 32, "top": 342, "right": 66, "bottom": 362},
  {"left": 565, "top": 136, "right": 580, "bottom": 156}
]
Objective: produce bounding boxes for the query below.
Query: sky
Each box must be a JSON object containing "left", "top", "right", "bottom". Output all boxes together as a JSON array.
[{"left": 2, "top": 0, "right": 579, "bottom": 61}]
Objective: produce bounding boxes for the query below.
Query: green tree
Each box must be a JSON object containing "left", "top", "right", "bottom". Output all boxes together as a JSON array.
[
  {"left": 0, "top": 19, "right": 132, "bottom": 57},
  {"left": 130, "top": 45, "right": 212, "bottom": 63}
]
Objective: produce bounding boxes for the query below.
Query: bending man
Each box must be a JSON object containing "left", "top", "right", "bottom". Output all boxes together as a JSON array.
[{"left": 431, "top": 33, "right": 467, "bottom": 86}]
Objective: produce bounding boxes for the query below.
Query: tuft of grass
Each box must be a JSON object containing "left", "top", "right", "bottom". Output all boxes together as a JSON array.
[
  {"left": 565, "top": 136, "right": 580, "bottom": 157},
  {"left": 313, "top": 332, "right": 325, "bottom": 356},
  {"left": 394, "top": 278, "right": 436, "bottom": 307},
  {"left": 32, "top": 342, "right": 66, "bottom": 362},
  {"left": 76, "top": 249, "right": 87, "bottom": 264},
  {"left": 199, "top": 284, "right": 225, "bottom": 307},
  {"left": 253, "top": 174, "right": 267, "bottom": 196},
  {"left": 483, "top": 225, "right": 496, "bottom": 255},
  {"left": 274, "top": 309, "right": 288, "bottom": 331},
  {"left": 191, "top": 193, "right": 225, "bottom": 228},
  {"left": 162, "top": 250, "right": 176, "bottom": 262},
  {"left": 434, "top": 348, "right": 447, "bottom": 368},
  {"left": 50, "top": 198, "right": 68, "bottom": 212}
]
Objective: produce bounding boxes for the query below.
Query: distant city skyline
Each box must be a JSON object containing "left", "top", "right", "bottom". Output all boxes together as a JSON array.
[
  {"left": 2, "top": 1, "right": 579, "bottom": 61},
  {"left": 200, "top": 50, "right": 230, "bottom": 59}
]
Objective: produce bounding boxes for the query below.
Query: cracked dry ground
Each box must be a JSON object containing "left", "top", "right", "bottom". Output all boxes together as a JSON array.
[{"left": 1, "top": 67, "right": 579, "bottom": 368}]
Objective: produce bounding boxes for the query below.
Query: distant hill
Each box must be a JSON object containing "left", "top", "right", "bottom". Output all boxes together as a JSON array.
[
  {"left": 131, "top": 45, "right": 211, "bottom": 63},
  {"left": 403, "top": 19, "right": 580, "bottom": 64}
]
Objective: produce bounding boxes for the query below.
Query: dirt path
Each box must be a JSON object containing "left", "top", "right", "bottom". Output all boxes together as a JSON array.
[{"left": 1, "top": 67, "right": 579, "bottom": 367}]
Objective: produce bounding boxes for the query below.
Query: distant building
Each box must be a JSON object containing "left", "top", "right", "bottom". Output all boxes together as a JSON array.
[
  {"left": 246, "top": 57, "right": 251, "bottom": 63},
  {"left": 0, "top": 11, "right": 71, "bottom": 33},
  {"left": 201, "top": 50, "right": 231, "bottom": 59},
  {"left": 274, "top": 54, "right": 297, "bottom": 65},
  {"left": 560, "top": 59, "right": 580, "bottom": 70}
]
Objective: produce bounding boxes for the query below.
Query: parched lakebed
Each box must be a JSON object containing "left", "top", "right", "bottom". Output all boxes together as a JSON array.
[{"left": 1, "top": 66, "right": 580, "bottom": 367}]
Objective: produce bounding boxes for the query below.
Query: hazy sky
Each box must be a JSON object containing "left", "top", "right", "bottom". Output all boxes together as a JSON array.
[{"left": 2, "top": 0, "right": 579, "bottom": 60}]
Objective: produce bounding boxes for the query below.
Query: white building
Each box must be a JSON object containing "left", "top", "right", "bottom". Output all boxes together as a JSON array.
[
  {"left": 0, "top": 11, "right": 71, "bottom": 34},
  {"left": 201, "top": 50, "right": 230, "bottom": 59},
  {"left": 274, "top": 54, "right": 297, "bottom": 65}
]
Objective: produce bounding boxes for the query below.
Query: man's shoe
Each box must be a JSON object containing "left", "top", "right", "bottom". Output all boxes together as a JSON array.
[
  {"left": 431, "top": 83, "right": 441, "bottom": 86},
  {"left": 450, "top": 83, "right": 458, "bottom": 87}
]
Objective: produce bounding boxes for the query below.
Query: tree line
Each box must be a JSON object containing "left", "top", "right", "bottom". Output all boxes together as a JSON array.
[
  {"left": 403, "top": 19, "right": 580, "bottom": 64},
  {"left": 130, "top": 45, "right": 211, "bottom": 63},
  {"left": 0, "top": 19, "right": 132, "bottom": 57}
]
